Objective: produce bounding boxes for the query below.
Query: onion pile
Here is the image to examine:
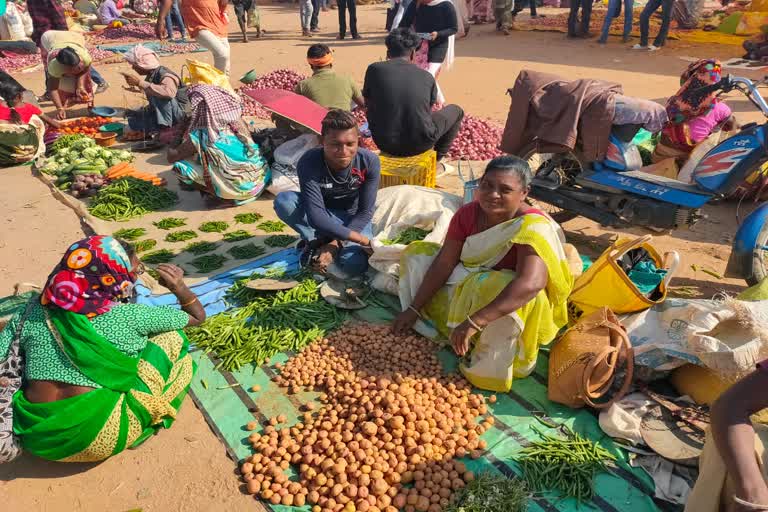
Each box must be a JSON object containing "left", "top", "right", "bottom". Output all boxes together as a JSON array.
[
  {"left": 0, "top": 51, "right": 41, "bottom": 73},
  {"left": 239, "top": 69, "right": 308, "bottom": 118},
  {"left": 87, "top": 23, "right": 158, "bottom": 43},
  {"left": 241, "top": 323, "right": 492, "bottom": 512},
  {"left": 446, "top": 114, "right": 503, "bottom": 161},
  {"left": 89, "top": 47, "right": 120, "bottom": 62}
]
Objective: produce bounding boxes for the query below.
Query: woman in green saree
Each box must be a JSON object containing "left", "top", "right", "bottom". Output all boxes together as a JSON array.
[
  {"left": 392, "top": 156, "right": 573, "bottom": 392},
  {"left": 0, "top": 235, "right": 205, "bottom": 462}
]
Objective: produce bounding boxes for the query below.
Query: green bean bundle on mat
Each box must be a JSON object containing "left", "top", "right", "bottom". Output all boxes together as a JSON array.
[
  {"left": 257, "top": 220, "right": 286, "bottom": 233},
  {"left": 131, "top": 239, "right": 157, "bottom": 253},
  {"left": 382, "top": 227, "right": 432, "bottom": 246},
  {"left": 517, "top": 425, "right": 616, "bottom": 503},
  {"left": 153, "top": 217, "right": 187, "bottom": 230},
  {"left": 113, "top": 227, "right": 146, "bottom": 241},
  {"left": 199, "top": 221, "right": 230, "bottom": 233},
  {"left": 189, "top": 254, "right": 228, "bottom": 273},
  {"left": 234, "top": 212, "right": 263, "bottom": 224},
  {"left": 228, "top": 243, "right": 266, "bottom": 260},
  {"left": 187, "top": 278, "right": 345, "bottom": 371},
  {"left": 165, "top": 230, "right": 198, "bottom": 243},
  {"left": 141, "top": 249, "right": 176, "bottom": 264},
  {"left": 223, "top": 229, "right": 254, "bottom": 242},
  {"left": 264, "top": 235, "right": 298, "bottom": 248},
  {"left": 184, "top": 241, "right": 219, "bottom": 255},
  {"left": 88, "top": 177, "right": 178, "bottom": 221}
]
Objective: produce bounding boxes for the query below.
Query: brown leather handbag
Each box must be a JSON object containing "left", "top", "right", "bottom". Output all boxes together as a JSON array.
[{"left": 548, "top": 307, "right": 634, "bottom": 409}]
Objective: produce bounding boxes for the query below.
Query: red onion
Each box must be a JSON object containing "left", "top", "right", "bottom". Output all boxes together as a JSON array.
[
  {"left": 0, "top": 51, "right": 42, "bottom": 73},
  {"left": 238, "top": 69, "right": 307, "bottom": 118},
  {"left": 446, "top": 113, "right": 503, "bottom": 160}
]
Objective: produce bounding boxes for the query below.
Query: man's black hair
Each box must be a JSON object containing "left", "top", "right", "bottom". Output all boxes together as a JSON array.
[
  {"left": 307, "top": 44, "right": 332, "bottom": 60},
  {"left": 385, "top": 28, "right": 421, "bottom": 59},
  {"left": 321, "top": 109, "right": 358, "bottom": 136},
  {"left": 56, "top": 47, "right": 81, "bottom": 67}
]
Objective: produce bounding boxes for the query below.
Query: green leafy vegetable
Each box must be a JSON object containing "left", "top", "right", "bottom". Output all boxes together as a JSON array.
[
  {"left": 264, "top": 235, "right": 298, "bottom": 248},
  {"left": 113, "top": 227, "right": 146, "bottom": 241},
  {"left": 184, "top": 241, "right": 219, "bottom": 255},
  {"left": 141, "top": 249, "right": 176, "bottom": 264},
  {"left": 153, "top": 217, "right": 187, "bottom": 230},
  {"left": 445, "top": 472, "right": 529, "bottom": 512},
  {"left": 223, "top": 229, "right": 254, "bottom": 242},
  {"left": 199, "top": 221, "right": 229, "bottom": 233},
  {"left": 165, "top": 230, "right": 198, "bottom": 243},
  {"left": 228, "top": 243, "right": 266, "bottom": 260},
  {"left": 257, "top": 220, "right": 286, "bottom": 233},
  {"left": 234, "top": 212, "right": 263, "bottom": 224}
]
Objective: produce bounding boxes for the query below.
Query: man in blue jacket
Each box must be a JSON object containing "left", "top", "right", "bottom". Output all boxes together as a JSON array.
[{"left": 273, "top": 109, "right": 381, "bottom": 277}]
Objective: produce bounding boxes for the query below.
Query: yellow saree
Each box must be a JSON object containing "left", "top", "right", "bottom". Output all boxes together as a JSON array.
[{"left": 399, "top": 214, "right": 573, "bottom": 392}]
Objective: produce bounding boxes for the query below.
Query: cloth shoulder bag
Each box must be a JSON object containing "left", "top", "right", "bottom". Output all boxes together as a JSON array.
[{"left": 548, "top": 307, "right": 634, "bottom": 409}]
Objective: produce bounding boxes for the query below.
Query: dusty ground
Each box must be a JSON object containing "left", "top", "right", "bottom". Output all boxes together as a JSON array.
[{"left": 0, "top": 3, "right": 761, "bottom": 510}]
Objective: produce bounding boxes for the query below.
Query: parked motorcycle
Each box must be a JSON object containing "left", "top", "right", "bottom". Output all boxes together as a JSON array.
[{"left": 518, "top": 74, "right": 768, "bottom": 285}]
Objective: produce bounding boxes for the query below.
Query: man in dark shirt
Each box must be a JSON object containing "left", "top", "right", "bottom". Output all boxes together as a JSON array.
[
  {"left": 273, "top": 109, "right": 380, "bottom": 277},
  {"left": 362, "top": 27, "right": 463, "bottom": 161}
]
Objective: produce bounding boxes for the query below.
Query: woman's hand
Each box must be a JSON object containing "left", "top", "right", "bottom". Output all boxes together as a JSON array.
[
  {"left": 430, "top": 31, "right": 438, "bottom": 40},
  {"left": 450, "top": 319, "right": 480, "bottom": 357},
  {"left": 121, "top": 72, "right": 141, "bottom": 88},
  {"left": 155, "top": 263, "right": 187, "bottom": 292},
  {"left": 56, "top": 108, "right": 67, "bottom": 120},
  {"left": 392, "top": 308, "right": 419, "bottom": 335}
]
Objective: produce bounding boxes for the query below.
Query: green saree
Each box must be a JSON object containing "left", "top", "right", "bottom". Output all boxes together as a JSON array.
[{"left": 13, "top": 308, "right": 196, "bottom": 462}]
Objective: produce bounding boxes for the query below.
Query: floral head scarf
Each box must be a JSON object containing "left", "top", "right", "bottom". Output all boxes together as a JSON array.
[
  {"left": 666, "top": 59, "right": 723, "bottom": 125},
  {"left": 41, "top": 236, "right": 136, "bottom": 318}
]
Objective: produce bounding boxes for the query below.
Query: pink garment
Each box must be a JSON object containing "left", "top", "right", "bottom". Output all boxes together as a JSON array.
[
  {"left": 687, "top": 102, "right": 732, "bottom": 144},
  {"left": 471, "top": 0, "right": 493, "bottom": 22}
]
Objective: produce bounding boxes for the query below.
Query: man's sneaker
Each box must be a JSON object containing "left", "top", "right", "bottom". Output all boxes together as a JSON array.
[{"left": 95, "top": 82, "right": 110, "bottom": 94}]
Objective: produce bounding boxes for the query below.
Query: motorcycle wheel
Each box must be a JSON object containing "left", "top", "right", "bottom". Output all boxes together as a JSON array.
[
  {"left": 745, "top": 222, "right": 768, "bottom": 286},
  {"left": 521, "top": 145, "right": 580, "bottom": 224}
]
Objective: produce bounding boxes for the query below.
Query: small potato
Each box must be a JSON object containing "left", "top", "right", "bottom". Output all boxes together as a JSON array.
[{"left": 250, "top": 385, "right": 261, "bottom": 392}]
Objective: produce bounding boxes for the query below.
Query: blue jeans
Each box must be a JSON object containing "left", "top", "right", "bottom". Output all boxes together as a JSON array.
[
  {"left": 165, "top": 0, "right": 187, "bottom": 39},
  {"left": 273, "top": 191, "right": 372, "bottom": 277},
  {"left": 90, "top": 67, "right": 105, "bottom": 86},
  {"left": 639, "top": 0, "right": 672, "bottom": 47},
  {"left": 598, "top": 0, "right": 632, "bottom": 41}
]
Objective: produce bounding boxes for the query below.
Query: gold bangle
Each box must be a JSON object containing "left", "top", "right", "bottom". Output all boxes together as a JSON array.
[
  {"left": 180, "top": 297, "right": 199, "bottom": 307},
  {"left": 408, "top": 305, "right": 423, "bottom": 319},
  {"left": 466, "top": 315, "right": 483, "bottom": 332}
]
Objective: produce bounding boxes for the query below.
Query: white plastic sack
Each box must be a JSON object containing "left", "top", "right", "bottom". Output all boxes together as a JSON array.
[
  {"left": 622, "top": 297, "right": 768, "bottom": 373},
  {"left": 369, "top": 186, "right": 462, "bottom": 281},
  {"left": 274, "top": 134, "right": 319, "bottom": 168},
  {"left": 266, "top": 165, "right": 299, "bottom": 196}
]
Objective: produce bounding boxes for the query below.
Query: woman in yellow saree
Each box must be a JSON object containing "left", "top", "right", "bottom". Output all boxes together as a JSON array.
[{"left": 392, "top": 156, "right": 573, "bottom": 392}]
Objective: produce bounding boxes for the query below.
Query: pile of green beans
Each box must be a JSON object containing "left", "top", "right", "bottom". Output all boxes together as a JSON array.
[
  {"left": 141, "top": 249, "right": 176, "bottom": 264},
  {"left": 89, "top": 177, "right": 178, "bottom": 221},
  {"left": 234, "top": 212, "right": 263, "bottom": 224},
  {"left": 131, "top": 239, "right": 157, "bottom": 253},
  {"left": 382, "top": 227, "right": 431, "bottom": 246},
  {"left": 165, "top": 230, "right": 198, "bottom": 243},
  {"left": 184, "top": 241, "right": 219, "bottom": 255},
  {"left": 228, "top": 243, "right": 266, "bottom": 260},
  {"left": 153, "top": 217, "right": 187, "bottom": 230},
  {"left": 257, "top": 220, "right": 286, "bottom": 233},
  {"left": 264, "top": 235, "right": 298, "bottom": 248},
  {"left": 113, "top": 227, "right": 146, "bottom": 241},
  {"left": 199, "top": 221, "right": 230, "bottom": 233},
  {"left": 189, "top": 254, "right": 228, "bottom": 273},
  {"left": 223, "top": 229, "right": 254, "bottom": 242},
  {"left": 517, "top": 425, "right": 615, "bottom": 503},
  {"left": 187, "top": 278, "right": 345, "bottom": 371}
]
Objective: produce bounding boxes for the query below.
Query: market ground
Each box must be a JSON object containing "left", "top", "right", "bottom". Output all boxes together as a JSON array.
[{"left": 0, "top": 4, "right": 761, "bottom": 510}]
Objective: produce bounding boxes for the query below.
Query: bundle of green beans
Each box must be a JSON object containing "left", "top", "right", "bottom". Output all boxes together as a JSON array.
[
  {"left": 184, "top": 241, "right": 219, "bottom": 255},
  {"left": 257, "top": 220, "right": 286, "bottom": 233},
  {"left": 153, "top": 217, "right": 187, "bottom": 230},
  {"left": 187, "top": 278, "right": 344, "bottom": 371},
  {"left": 234, "top": 212, "right": 263, "bottom": 224},
  {"left": 131, "top": 239, "right": 157, "bottom": 253},
  {"left": 165, "top": 230, "right": 198, "bottom": 243},
  {"left": 381, "top": 227, "right": 431, "bottom": 246},
  {"left": 223, "top": 229, "right": 254, "bottom": 242},
  {"left": 141, "top": 249, "right": 176, "bottom": 264},
  {"left": 199, "top": 221, "right": 229, "bottom": 233},
  {"left": 445, "top": 472, "right": 528, "bottom": 512},
  {"left": 189, "top": 254, "right": 228, "bottom": 273},
  {"left": 89, "top": 177, "right": 178, "bottom": 221},
  {"left": 517, "top": 425, "right": 615, "bottom": 503},
  {"left": 264, "top": 235, "right": 298, "bottom": 248},
  {"left": 228, "top": 243, "right": 266, "bottom": 260},
  {"left": 113, "top": 227, "right": 146, "bottom": 241}
]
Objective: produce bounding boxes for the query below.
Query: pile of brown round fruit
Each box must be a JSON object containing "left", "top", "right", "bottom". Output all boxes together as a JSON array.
[{"left": 240, "top": 323, "right": 495, "bottom": 512}]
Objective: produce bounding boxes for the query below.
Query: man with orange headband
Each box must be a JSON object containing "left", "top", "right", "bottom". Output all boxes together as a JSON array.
[{"left": 294, "top": 44, "right": 364, "bottom": 111}]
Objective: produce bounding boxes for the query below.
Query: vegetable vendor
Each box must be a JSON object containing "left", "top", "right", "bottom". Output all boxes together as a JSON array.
[
  {"left": 40, "top": 31, "right": 97, "bottom": 120},
  {"left": 295, "top": 44, "right": 365, "bottom": 111},
  {"left": 0, "top": 236, "right": 204, "bottom": 463},
  {"left": 167, "top": 85, "right": 270, "bottom": 205},
  {"left": 363, "top": 28, "right": 464, "bottom": 162},
  {"left": 273, "top": 109, "right": 381, "bottom": 278},
  {"left": 392, "top": 156, "right": 573, "bottom": 392},
  {"left": 97, "top": 0, "right": 131, "bottom": 25},
  {"left": 121, "top": 45, "right": 188, "bottom": 135},
  {"left": 0, "top": 70, "right": 60, "bottom": 166}
]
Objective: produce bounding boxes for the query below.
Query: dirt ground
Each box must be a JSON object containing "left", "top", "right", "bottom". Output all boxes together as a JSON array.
[{"left": 0, "top": 3, "right": 762, "bottom": 510}]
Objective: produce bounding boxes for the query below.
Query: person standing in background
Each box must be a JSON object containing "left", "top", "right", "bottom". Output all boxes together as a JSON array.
[
  {"left": 598, "top": 0, "right": 632, "bottom": 44},
  {"left": 495, "top": 0, "right": 513, "bottom": 34},
  {"left": 164, "top": 0, "right": 188, "bottom": 41},
  {"left": 633, "top": 0, "right": 672, "bottom": 51},
  {"left": 310, "top": 0, "right": 320, "bottom": 32},
  {"left": 26, "top": 0, "right": 67, "bottom": 48},
  {"left": 337, "top": 0, "right": 360, "bottom": 39},
  {"left": 567, "top": 0, "right": 592, "bottom": 38},
  {"left": 157, "top": 0, "right": 231, "bottom": 75},
  {"left": 232, "top": 0, "right": 253, "bottom": 41},
  {"left": 300, "top": 0, "right": 314, "bottom": 37},
  {"left": 471, "top": 0, "right": 493, "bottom": 24}
]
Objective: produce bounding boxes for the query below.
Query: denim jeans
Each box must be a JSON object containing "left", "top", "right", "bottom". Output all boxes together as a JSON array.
[
  {"left": 300, "top": 0, "right": 314, "bottom": 29},
  {"left": 567, "top": 0, "right": 591, "bottom": 36},
  {"left": 310, "top": 0, "right": 320, "bottom": 29},
  {"left": 90, "top": 67, "right": 105, "bottom": 86},
  {"left": 639, "top": 0, "right": 672, "bottom": 47},
  {"left": 599, "top": 0, "right": 633, "bottom": 41},
  {"left": 165, "top": 0, "right": 187, "bottom": 39},
  {"left": 273, "top": 191, "right": 373, "bottom": 277}
]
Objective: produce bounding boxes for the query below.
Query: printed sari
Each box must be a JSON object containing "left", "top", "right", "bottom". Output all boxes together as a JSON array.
[
  {"left": 12, "top": 308, "right": 195, "bottom": 462},
  {"left": 399, "top": 214, "right": 573, "bottom": 392}
]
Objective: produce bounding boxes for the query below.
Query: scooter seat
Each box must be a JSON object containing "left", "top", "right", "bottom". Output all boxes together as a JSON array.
[
  {"left": 579, "top": 169, "right": 713, "bottom": 208},
  {"left": 614, "top": 170, "right": 712, "bottom": 195}
]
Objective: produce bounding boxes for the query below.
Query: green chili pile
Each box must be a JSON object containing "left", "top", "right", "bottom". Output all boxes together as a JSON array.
[
  {"left": 185, "top": 241, "right": 219, "bottom": 255},
  {"left": 257, "top": 220, "right": 286, "bottom": 233},
  {"left": 187, "top": 278, "right": 345, "bottom": 371},
  {"left": 165, "top": 230, "right": 198, "bottom": 243},
  {"left": 228, "top": 243, "right": 266, "bottom": 260},
  {"left": 141, "top": 249, "right": 176, "bottom": 264},
  {"left": 113, "top": 227, "right": 146, "bottom": 241},
  {"left": 234, "top": 212, "right": 263, "bottom": 224},
  {"left": 131, "top": 239, "right": 157, "bottom": 253},
  {"left": 153, "top": 217, "right": 187, "bottom": 230},
  {"left": 89, "top": 177, "right": 178, "bottom": 221},
  {"left": 382, "top": 227, "right": 431, "bottom": 246},
  {"left": 517, "top": 425, "right": 615, "bottom": 502},
  {"left": 445, "top": 472, "right": 529, "bottom": 512},
  {"left": 223, "top": 229, "right": 254, "bottom": 242},
  {"left": 264, "top": 235, "right": 298, "bottom": 248},
  {"left": 199, "top": 221, "right": 230, "bottom": 233},
  {"left": 189, "top": 254, "right": 228, "bottom": 273}
]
